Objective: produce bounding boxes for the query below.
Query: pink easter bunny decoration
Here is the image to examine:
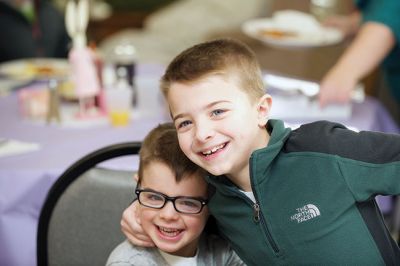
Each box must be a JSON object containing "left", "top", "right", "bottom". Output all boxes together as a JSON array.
[{"left": 65, "top": 0, "right": 103, "bottom": 117}]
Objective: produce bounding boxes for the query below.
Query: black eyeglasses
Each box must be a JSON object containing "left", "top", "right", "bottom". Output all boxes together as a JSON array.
[{"left": 135, "top": 188, "right": 208, "bottom": 214}]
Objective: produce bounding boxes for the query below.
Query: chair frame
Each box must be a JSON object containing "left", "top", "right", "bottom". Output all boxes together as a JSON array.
[{"left": 37, "top": 141, "right": 141, "bottom": 266}]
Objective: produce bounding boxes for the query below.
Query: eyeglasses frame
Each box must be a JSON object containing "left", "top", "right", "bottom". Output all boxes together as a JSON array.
[{"left": 135, "top": 188, "right": 208, "bottom": 214}]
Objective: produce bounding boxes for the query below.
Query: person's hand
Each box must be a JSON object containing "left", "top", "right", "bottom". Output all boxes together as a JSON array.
[
  {"left": 121, "top": 201, "right": 155, "bottom": 247},
  {"left": 318, "top": 65, "right": 357, "bottom": 107},
  {"left": 319, "top": 20, "right": 396, "bottom": 107}
]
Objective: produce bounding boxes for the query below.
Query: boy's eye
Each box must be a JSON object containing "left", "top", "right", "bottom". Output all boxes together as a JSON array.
[
  {"left": 176, "top": 198, "right": 202, "bottom": 211},
  {"left": 146, "top": 193, "right": 164, "bottom": 202},
  {"left": 211, "top": 109, "right": 225, "bottom": 117},
  {"left": 179, "top": 200, "right": 198, "bottom": 207},
  {"left": 177, "top": 120, "right": 192, "bottom": 129}
]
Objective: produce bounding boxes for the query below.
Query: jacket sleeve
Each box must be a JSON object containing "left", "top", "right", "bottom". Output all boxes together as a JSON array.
[
  {"left": 290, "top": 120, "right": 400, "bottom": 201},
  {"left": 290, "top": 120, "right": 400, "bottom": 164},
  {"left": 336, "top": 130, "right": 400, "bottom": 201}
]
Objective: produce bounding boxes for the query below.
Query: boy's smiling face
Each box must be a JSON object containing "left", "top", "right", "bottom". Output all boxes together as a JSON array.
[
  {"left": 139, "top": 161, "right": 209, "bottom": 257},
  {"left": 169, "top": 74, "right": 271, "bottom": 189}
]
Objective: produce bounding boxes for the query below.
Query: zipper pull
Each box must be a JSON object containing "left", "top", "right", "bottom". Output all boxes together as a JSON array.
[{"left": 253, "top": 203, "right": 260, "bottom": 222}]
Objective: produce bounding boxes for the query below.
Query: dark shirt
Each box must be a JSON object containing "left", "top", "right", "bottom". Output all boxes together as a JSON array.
[{"left": 0, "top": 0, "right": 70, "bottom": 62}]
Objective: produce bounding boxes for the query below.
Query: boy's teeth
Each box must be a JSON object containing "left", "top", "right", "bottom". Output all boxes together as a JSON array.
[
  {"left": 159, "top": 226, "right": 181, "bottom": 236},
  {"left": 202, "top": 144, "right": 225, "bottom": 156}
]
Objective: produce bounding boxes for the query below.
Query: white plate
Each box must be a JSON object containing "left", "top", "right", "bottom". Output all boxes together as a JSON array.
[
  {"left": 0, "top": 58, "right": 70, "bottom": 81},
  {"left": 242, "top": 10, "right": 343, "bottom": 49}
]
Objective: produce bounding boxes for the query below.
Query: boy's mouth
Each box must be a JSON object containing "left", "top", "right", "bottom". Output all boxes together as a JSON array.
[
  {"left": 157, "top": 226, "right": 183, "bottom": 237},
  {"left": 200, "top": 143, "right": 227, "bottom": 157}
]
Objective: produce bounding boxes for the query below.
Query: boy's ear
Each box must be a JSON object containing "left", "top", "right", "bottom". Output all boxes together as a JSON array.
[
  {"left": 257, "top": 94, "right": 272, "bottom": 127},
  {"left": 133, "top": 173, "right": 139, "bottom": 182}
]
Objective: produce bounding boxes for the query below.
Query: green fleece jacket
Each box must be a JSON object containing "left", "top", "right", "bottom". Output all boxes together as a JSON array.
[{"left": 206, "top": 119, "right": 400, "bottom": 266}]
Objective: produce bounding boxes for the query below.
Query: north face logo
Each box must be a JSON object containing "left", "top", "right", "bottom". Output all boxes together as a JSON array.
[{"left": 290, "top": 204, "right": 321, "bottom": 223}]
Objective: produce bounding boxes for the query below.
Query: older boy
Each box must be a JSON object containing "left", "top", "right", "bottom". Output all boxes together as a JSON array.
[
  {"left": 122, "top": 39, "right": 400, "bottom": 265},
  {"left": 107, "top": 123, "right": 244, "bottom": 266}
]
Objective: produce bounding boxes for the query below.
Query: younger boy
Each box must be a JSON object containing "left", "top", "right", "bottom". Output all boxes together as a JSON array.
[
  {"left": 107, "top": 123, "right": 244, "bottom": 266},
  {"left": 121, "top": 39, "right": 400, "bottom": 265}
]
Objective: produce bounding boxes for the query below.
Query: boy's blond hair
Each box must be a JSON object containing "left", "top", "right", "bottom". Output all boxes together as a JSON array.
[
  {"left": 160, "top": 38, "right": 265, "bottom": 103},
  {"left": 138, "top": 123, "right": 205, "bottom": 184}
]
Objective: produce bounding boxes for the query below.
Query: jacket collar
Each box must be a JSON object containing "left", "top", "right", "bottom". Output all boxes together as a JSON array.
[
  {"left": 206, "top": 119, "right": 291, "bottom": 189},
  {"left": 249, "top": 119, "right": 291, "bottom": 185}
]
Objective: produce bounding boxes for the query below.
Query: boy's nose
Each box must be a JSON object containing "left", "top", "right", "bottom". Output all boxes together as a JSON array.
[
  {"left": 159, "top": 201, "right": 179, "bottom": 220},
  {"left": 194, "top": 122, "right": 214, "bottom": 142}
]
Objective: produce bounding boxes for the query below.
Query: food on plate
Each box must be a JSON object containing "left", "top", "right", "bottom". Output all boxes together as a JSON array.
[
  {"left": 258, "top": 29, "right": 298, "bottom": 39},
  {"left": 23, "top": 62, "right": 66, "bottom": 78},
  {"left": 242, "top": 10, "right": 344, "bottom": 48},
  {"left": 0, "top": 59, "right": 70, "bottom": 80}
]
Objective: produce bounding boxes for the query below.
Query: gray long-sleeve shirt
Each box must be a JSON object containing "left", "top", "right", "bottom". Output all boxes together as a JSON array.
[{"left": 106, "top": 233, "right": 245, "bottom": 266}]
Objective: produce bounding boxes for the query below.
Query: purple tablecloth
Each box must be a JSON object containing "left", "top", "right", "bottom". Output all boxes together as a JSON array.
[
  {"left": 0, "top": 64, "right": 399, "bottom": 265},
  {"left": 0, "top": 64, "right": 169, "bottom": 266}
]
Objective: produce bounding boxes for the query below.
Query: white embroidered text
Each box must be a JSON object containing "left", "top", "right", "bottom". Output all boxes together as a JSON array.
[{"left": 290, "top": 204, "right": 321, "bottom": 223}]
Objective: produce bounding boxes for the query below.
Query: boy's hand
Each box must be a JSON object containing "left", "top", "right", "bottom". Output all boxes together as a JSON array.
[{"left": 121, "top": 201, "right": 155, "bottom": 247}]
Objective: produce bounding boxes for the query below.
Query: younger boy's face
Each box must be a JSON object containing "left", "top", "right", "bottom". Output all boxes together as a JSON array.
[
  {"left": 138, "top": 161, "right": 208, "bottom": 257},
  {"left": 168, "top": 74, "right": 271, "bottom": 184}
]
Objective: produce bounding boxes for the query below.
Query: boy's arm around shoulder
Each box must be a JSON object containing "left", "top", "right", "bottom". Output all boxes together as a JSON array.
[
  {"left": 289, "top": 120, "right": 400, "bottom": 200},
  {"left": 287, "top": 120, "right": 400, "bottom": 163}
]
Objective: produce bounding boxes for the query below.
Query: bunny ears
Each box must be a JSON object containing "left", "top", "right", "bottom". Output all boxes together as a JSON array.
[{"left": 65, "top": 0, "right": 90, "bottom": 49}]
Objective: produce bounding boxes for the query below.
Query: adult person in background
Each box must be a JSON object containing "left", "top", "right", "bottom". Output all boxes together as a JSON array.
[
  {"left": 0, "top": 0, "right": 70, "bottom": 63},
  {"left": 318, "top": 0, "right": 400, "bottom": 125}
]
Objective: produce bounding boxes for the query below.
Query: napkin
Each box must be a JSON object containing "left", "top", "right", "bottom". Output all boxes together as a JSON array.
[
  {"left": 264, "top": 73, "right": 358, "bottom": 120},
  {"left": 0, "top": 138, "right": 41, "bottom": 158},
  {"left": 269, "top": 94, "right": 352, "bottom": 120}
]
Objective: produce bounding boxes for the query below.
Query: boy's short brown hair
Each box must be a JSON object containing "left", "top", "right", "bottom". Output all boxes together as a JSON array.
[
  {"left": 160, "top": 38, "right": 265, "bottom": 103},
  {"left": 138, "top": 123, "right": 205, "bottom": 183}
]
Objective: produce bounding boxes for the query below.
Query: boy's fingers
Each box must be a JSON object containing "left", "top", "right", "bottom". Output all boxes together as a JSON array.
[
  {"left": 120, "top": 202, "right": 155, "bottom": 247},
  {"left": 126, "top": 233, "right": 156, "bottom": 248},
  {"left": 121, "top": 219, "right": 155, "bottom": 246}
]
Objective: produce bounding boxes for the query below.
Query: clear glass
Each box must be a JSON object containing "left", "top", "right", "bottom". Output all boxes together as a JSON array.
[
  {"left": 104, "top": 84, "right": 133, "bottom": 127},
  {"left": 310, "top": 0, "right": 338, "bottom": 21}
]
